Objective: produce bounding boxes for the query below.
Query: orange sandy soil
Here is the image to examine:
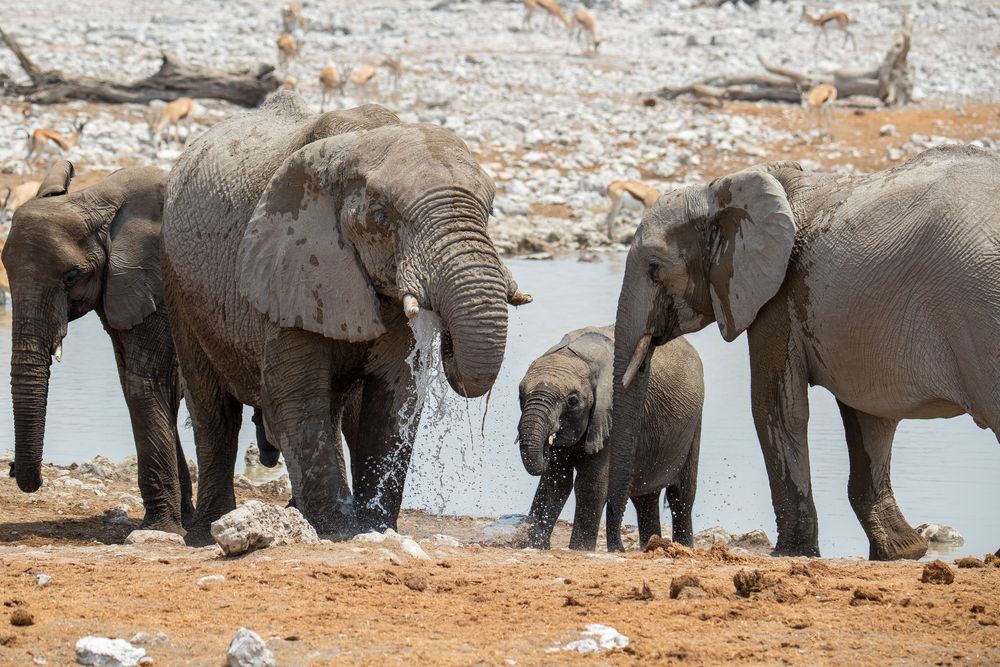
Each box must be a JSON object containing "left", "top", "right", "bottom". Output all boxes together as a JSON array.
[{"left": 2, "top": 465, "right": 1000, "bottom": 666}]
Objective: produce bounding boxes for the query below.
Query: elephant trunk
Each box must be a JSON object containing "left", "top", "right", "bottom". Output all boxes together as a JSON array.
[
  {"left": 517, "top": 399, "right": 557, "bottom": 476},
  {"left": 10, "top": 330, "right": 55, "bottom": 493},
  {"left": 420, "top": 210, "right": 508, "bottom": 399},
  {"left": 606, "top": 294, "right": 654, "bottom": 552}
]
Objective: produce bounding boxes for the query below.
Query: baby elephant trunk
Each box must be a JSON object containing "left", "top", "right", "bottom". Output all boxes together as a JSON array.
[{"left": 517, "top": 399, "right": 558, "bottom": 476}]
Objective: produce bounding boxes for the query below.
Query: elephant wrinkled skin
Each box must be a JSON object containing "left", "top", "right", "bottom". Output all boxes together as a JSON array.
[
  {"left": 606, "top": 145, "right": 1000, "bottom": 560},
  {"left": 161, "top": 92, "right": 527, "bottom": 541},
  {"left": 2, "top": 161, "right": 193, "bottom": 533},
  {"left": 517, "top": 325, "right": 703, "bottom": 551}
]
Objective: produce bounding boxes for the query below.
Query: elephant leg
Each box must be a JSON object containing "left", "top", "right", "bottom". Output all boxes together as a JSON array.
[
  {"left": 526, "top": 456, "right": 574, "bottom": 549},
  {"left": 175, "top": 434, "right": 195, "bottom": 529},
  {"left": 251, "top": 407, "right": 282, "bottom": 467},
  {"left": 839, "top": 402, "right": 926, "bottom": 560},
  {"left": 167, "top": 314, "right": 242, "bottom": 544},
  {"left": 262, "top": 332, "right": 354, "bottom": 537},
  {"left": 748, "top": 328, "right": 819, "bottom": 557},
  {"left": 569, "top": 448, "right": 610, "bottom": 551},
  {"left": 665, "top": 419, "right": 701, "bottom": 547},
  {"left": 631, "top": 492, "right": 661, "bottom": 549},
  {"left": 108, "top": 312, "right": 187, "bottom": 535}
]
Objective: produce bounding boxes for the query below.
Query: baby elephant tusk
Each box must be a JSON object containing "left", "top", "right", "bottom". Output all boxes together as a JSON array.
[
  {"left": 402, "top": 294, "right": 420, "bottom": 320},
  {"left": 622, "top": 333, "right": 652, "bottom": 389},
  {"left": 53, "top": 342, "right": 63, "bottom": 363}
]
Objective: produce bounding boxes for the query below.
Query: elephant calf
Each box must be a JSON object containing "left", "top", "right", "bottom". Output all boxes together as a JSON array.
[
  {"left": 517, "top": 325, "right": 703, "bottom": 550},
  {"left": 2, "top": 161, "right": 193, "bottom": 532}
]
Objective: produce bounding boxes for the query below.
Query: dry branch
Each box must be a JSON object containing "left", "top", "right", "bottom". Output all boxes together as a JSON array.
[
  {"left": 658, "top": 15, "right": 914, "bottom": 106},
  {"left": 0, "top": 26, "right": 280, "bottom": 107}
]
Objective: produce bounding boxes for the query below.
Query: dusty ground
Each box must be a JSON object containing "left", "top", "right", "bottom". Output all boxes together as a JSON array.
[{"left": 2, "top": 463, "right": 999, "bottom": 665}]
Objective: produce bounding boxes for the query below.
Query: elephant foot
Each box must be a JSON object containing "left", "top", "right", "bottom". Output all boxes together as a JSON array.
[
  {"left": 868, "top": 525, "right": 927, "bottom": 561},
  {"left": 183, "top": 526, "right": 215, "bottom": 547},
  {"left": 139, "top": 515, "right": 185, "bottom": 536},
  {"left": 181, "top": 502, "right": 197, "bottom": 531},
  {"left": 771, "top": 540, "right": 821, "bottom": 558},
  {"left": 606, "top": 534, "right": 626, "bottom": 552}
]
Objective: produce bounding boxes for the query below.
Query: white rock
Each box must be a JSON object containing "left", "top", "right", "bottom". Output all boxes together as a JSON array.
[
  {"left": 916, "top": 523, "right": 964, "bottom": 545},
  {"left": 399, "top": 537, "right": 431, "bottom": 561},
  {"left": 879, "top": 123, "right": 897, "bottom": 137},
  {"left": 226, "top": 628, "right": 275, "bottom": 667},
  {"left": 75, "top": 637, "right": 146, "bottom": 667},
  {"left": 196, "top": 575, "right": 225, "bottom": 587},
  {"left": 36, "top": 573, "right": 51, "bottom": 587},
  {"left": 693, "top": 526, "right": 732, "bottom": 549},
  {"left": 80, "top": 455, "right": 122, "bottom": 481},
  {"left": 427, "top": 534, "right": 462, "bottom": 548},
  {"left": 125, "top": 530, "right": 185, "bottom": 546},
  {"left": 210, "top": 501, "right": 319, "bottom": 556},
  {"left": 128, "top": 633, "right": 168, "bottom": 646},
  {"left": 557, "top": 624, "right": 630, "bottom": 654}
]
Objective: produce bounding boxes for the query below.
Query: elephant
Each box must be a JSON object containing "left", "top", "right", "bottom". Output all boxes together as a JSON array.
[
  {"left": 517, "top": 325, "right": 703, "bottom": 550},
  {"left": 605, "top": 145, "right": 1000, "bottom": 560},
  {"left": 2, "top": 161, "right": 194, "bottom": 533},
  {"left": 161, "top": 92, "right": 530, "bottom": 540}
]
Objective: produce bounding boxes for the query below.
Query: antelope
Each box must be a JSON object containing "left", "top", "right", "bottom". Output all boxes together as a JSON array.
[
  {"left": 277, "top": 33, "right": 298, "bottom": 74},
  {"left": 150, "top": 97, "right": 195, "bottom": 147},
  {"left": 524, "top": 0, "right": 571, "bottom": 30},
  {"left": 804, "top": 83, "right": 837, "bottom": 140},
  {"left": 0, "top": 180, "right": 41, "bottom": 222},
  {"left": 319, "top": 65, "right": 344, "bottom": 111},
  {"left": 347, "top": 64, "right": 378, "bottom": 102},
  {"left": 381, "top": 53, "right": 404, "bottom": 92},
  {"left": 604, "top": 180, "right": 660, "bottom": 241},
  {"left": 802, "top": 7, "right": 856, "bottom": 49},
  {"left": 280, "top": 76, "right": 299, "bottom": 91},
  {"left": 281, "top": 1, "right": 305, "bottom": 33},
  {"left": 571, "top": 8, "right": 600, "bottom": 53},
  {"left": 24, "top": 120, "right": 87, "bottom": 171}
]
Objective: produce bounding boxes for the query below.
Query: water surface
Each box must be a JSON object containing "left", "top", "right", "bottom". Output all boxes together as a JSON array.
[{"left": 1, "top": 254, "right": 997, "bottom": 558}]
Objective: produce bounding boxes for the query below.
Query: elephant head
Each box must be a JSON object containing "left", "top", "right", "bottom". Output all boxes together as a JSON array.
[
  {"left": 606, "top": 166, "right": 796, "bottom": 550},
  {"left": 2, "top": 161, "right": 167, "bottom": 493},
  {"left": 239, "top": 122, "right": 530, "bottom": 399},
  {"left": 517, "top": 329, "right": 613, "bottom": 475}
]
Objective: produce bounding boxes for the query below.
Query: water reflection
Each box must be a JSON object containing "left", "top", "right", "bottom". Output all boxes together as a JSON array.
[{"left": 0, "top": 252, "right": 997, "bottom": 558}]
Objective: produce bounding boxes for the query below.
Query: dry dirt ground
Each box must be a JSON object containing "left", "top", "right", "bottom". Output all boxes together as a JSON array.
[{"left": 2, "top": 464, "right": 999, "bottom": 666}]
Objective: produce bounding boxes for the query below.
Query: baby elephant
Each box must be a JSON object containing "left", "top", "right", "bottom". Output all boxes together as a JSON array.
[{"left": 517, "top": 325, "right": 703, "bottom": 550}]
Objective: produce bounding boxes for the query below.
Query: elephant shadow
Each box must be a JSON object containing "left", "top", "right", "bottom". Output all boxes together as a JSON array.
[{"left": 0, "top": 517, "right": 135, "bottom": 546}]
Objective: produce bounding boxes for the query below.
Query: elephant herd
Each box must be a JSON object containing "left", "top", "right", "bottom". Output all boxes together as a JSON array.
[{"left": 4, "top": 90, "right": 1000, "bottom": 561}]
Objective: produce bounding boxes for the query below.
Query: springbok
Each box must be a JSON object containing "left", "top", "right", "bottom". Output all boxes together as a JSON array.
[
  {"left": 604, "top": 180, "right": 660, "bottom": 241},
  {"left": 347, "top": 64, "right": 377, "bottom": 102},
  {"left": 319, "top": 66, "right": 344, "bottom": 111},
  {"left": 802, "top": 7, "right": 856, "bottom": 49},
  {"left": 571, "top": 8, "right": 600, "bottom": 52},
  {"left": 281, "top": 1, "right": 305, "bottom": 33},
  {"left": 804, "top": 83, "right": 837, "bottom": 140},
  {"left": 150, "top": 97, "right": 195, "bottom": 147},
  {"left": 24, "top": 120, "right": 87, "bottom": 171},
  {"left": 381, "top": 54, "right": 403, "bottom": 92},
  {"left": 277, "top": 33, "right": 298, "bottom": 74},
  {"left": 0, "top": 180, "right": 41, "bottom": 222},
  {"left": 524, "top": 0, "right": 570, "bottom": 30}
]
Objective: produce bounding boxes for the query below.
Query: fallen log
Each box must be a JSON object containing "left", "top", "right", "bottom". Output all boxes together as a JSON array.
[
  {"left": 657, "top": 14, "right": 913, "bottom": 106},
  {"left": 0, "top": 26, "right": 280, "bottom": 107}
]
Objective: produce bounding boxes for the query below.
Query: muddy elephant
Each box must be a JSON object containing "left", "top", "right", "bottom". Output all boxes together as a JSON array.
[
  {"left": 606, "top": 145, "right": 1000, "bottom": 560},
  {"left": 517, "top": 325, "right": 703, "bottom": 550},
  {"left": 161, "top": 92, "right": 529, "bottom": 540},
  {"left": 2, "top": 162, "right": 194, "bottom": 532}
]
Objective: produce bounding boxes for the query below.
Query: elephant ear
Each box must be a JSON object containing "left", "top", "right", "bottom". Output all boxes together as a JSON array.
[
  {"left": 37, "top": 160, "right": 74, "bottom": 198},
  {"left": 566, "top": 331, "right": 615, "bottom": 455},
  {"left": 239, "top": 134, "right": 386, "bottom": 342},
  {"left": 704, "top": 170, "right": 796, "bottom": 341},
  {"left": 102, "top": 171, "right": 168, "bottom": 329}
]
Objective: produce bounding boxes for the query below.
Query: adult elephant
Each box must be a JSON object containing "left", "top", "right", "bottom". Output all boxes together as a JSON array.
[
  {"left": 162, "top": 92, "right": 529, "bottom": 540},
  {"left": 3, "top": 162, "right": 194, "bottom": 532},
  {"left": 606, "top": 145, "right": 1000, "bottom": 560}
]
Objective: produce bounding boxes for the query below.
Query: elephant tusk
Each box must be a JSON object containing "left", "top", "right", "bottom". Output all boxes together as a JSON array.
[
  {"left": 622, "top": 333, "right": 652, "bottom": 389},
  {"left": 547, "top": 433, "right": 555, "bottom": 445},
  {"left": 402, "top": 294, "right": 420, "bottom": 320},
  {"left": 53, "top": 342, "right": 63, "bottom": 364}
]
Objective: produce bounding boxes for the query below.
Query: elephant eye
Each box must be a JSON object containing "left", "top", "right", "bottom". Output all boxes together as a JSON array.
[
  {"left": 371, "top": 207, "right": 388, "bottom": 225},
  {"left": 567, "top": 395, "right": 581, "bottom": 409},
  {"left": 63, "top": 268, "right": 82, "bottom": 287},
  {"left": 648, "top": 259, "right": 662, "bottom": 282}
]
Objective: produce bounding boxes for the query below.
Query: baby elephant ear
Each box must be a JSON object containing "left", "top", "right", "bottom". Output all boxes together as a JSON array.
[
  {"left": 239, "top": 134, "right": 386, "bottom": 342},
  {"left": 568, "top": 332, "right": 614, "bottom": 455},
  {"left": 37, "top": 160, "right": 75, "bottom": 198},
  {"left": 705, "top": 170, "right": 796, "bottom": 341}
]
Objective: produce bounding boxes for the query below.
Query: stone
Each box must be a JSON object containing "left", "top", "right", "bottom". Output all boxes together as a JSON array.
[
  {"left": 10, "top": 609, "right": 33, "bottom": 626},
  {"left": 851, "top": 586, "right": 884, "bottom": 604},
  {"left": 75, "top": 637, "right": 146, "bottom": 667},
  {"left": 196, "top": 575, "right": 225, "bottom": 587},
  {"left": 125, "top": 530, "right": 185, "bottom": 546},
  {"left": 733, "top": 569, "right": 771, "bottom": 597},
  {"left": 956, "top": 557, "right": 985, "bottom": 569},
  {"left": 921, "top": 560, "right": 955, "bottom": 585},
  {"left": 128, "top": 633, "right": 168, "bottom": 646},
  {"left": 244, "top": 443, "right": 262, "bottom": 468},
  {"left": 226, "top": 628, "right": 275, "bottom": 667},
  {"left": 210, "top": 501, "right": 319, "bottom": 556},
  {"left": 669, "top": 574, "right": 703, "bottom": 599},
  {"left": 353, "top": 529, "right": 431, "bottom": 560},
  {"left": 559, "top": 624, "right": 629, "bottom": 653},
  {"left": 879, "top": 123, "right": 897, "bottom": 136},
  {"left": 916, "top": 523, "right": 964, "bottom": 545},
  {"left": 35, "top": 574, "right": 51, "bottom": 587},
  {"left": 80, "top": 455, "right": 122, "bottom": 481},
  {"left": 693, "top": 526, "right": 732, "bottom": 550},
  {"left": 731, "top": 529, "right": 772, "bottom": 551}
]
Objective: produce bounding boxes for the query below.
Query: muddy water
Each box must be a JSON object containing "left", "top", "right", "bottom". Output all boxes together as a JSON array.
[{"left": 1, "top": 254, "right": 998, "bottom": 558}]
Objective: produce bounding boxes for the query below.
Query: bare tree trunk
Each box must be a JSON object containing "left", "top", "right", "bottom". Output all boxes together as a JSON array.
[{"left": 0, "top": 26, "right": 280, "bottom": 107}]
